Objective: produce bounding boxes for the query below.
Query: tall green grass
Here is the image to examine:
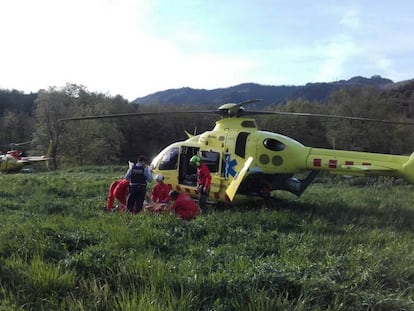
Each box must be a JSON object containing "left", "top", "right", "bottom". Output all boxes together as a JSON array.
[{"left": 0, "top": 168, "right": 413, "bottom": 310}]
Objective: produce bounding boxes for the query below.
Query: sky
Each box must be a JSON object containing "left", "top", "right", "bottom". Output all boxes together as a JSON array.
[{"left": 1, "top": 0, "right": 414, "bottom": 101}]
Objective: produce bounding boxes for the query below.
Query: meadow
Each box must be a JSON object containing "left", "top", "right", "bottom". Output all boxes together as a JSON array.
[{"left": 0, "top": 166, "right": 413, "bottom": 310}]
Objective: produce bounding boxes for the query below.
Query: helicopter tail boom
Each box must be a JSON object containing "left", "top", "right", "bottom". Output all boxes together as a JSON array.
[{"left": 306, "top": 148, "right": 414, "bottom": 183}]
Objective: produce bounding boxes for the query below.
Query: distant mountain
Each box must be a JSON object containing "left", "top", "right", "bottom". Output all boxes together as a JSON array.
[{"left": 133, "top": 75, "right": 395, "bottom": 107}]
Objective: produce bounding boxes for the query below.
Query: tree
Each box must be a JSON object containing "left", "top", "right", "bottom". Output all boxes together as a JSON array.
[
  {"left": 33, "top": 87, "right": 73, "bottom": 169},
  {"left": 325, "top": 87, "right": 398, "bottom": 153},
  {"left": 0, "top": 89, "right": 36, "bottom": 149},
  {"left": 259, "top": 99, "right": 330, "bottom": 148},
  {"left": 383, "top": 81, "right": 414, "bottom": 155},
  {"left": 0, "top": 111, "right": 34, "bottom": 146},
  {"left": 114, "top": 103, "right": 217, "bottom": 162},
  {"left": 60, "top": 89, "right": 126, "bottom": 166},
  {"left": 34, "top": 84, "right": 130, "bottom": 167}
]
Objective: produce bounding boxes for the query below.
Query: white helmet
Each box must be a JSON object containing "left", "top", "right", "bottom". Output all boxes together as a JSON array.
[{"left": 155, "top": 174, "right": 164, "bottom": 182}]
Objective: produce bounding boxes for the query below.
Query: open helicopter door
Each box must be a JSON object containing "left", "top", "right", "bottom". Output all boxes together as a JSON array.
[
  {"left": 178, "top": 146, "right": 198, "bottom": 186},
  {"left": 177, "top": 146, "right": 222, "bottom": 193},
  {"left": 225, "top": 156, "right": 254, "bottom": 202},
  {"left": 200, "top": 150, "right": 221, "bottom": 194}
]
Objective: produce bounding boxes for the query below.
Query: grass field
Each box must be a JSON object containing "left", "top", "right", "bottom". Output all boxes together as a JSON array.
[{"left": 0, "top": 167, "right": 413, "bottom": 310}]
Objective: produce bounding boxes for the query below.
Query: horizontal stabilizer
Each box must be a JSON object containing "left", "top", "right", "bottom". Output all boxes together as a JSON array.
[{"left": 341, "top": 164, "right": 396, "bottom": 173}]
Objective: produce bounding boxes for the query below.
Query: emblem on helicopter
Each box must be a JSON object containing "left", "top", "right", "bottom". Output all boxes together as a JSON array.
[{"left": 224, "top": 153, "right": 238, "bottom": 179}]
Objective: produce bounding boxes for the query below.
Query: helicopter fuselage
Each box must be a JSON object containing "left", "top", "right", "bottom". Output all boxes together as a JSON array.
[
  {"left": 150, "top": 117, "right": 414, "bottom": 204},
  {"left": 0, "top": 154, "right": 24, "bottom": 173},
  {"left": 0, "top": 141, "right": 52, "bottom": 173},
  {"left": 57, "top": 100, "right": 414, "bottom": 204}
]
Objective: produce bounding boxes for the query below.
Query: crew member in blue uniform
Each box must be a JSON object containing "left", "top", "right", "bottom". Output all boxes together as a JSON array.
[{"left": 125, "top": 155, "right": 153, "bottom": 213}]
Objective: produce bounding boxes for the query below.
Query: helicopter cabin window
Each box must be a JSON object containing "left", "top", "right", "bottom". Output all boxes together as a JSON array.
[
  {"left": 159, "top": 146, "right": 179, "bottom": 170},
  {"left": 241, "top": 120, "right": 257, "bottom": 128},
  {"left": 201, "top": 151, "right": 220, "bottom": 173},
  {"left": 263, "top": 138, "right": 285, "bottom": 151},
  {"left": 235, "top": 132, "right": 250, "bottom": 158}
]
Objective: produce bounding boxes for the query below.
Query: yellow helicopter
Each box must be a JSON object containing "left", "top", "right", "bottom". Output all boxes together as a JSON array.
[
  {"left": 61, "top": 99, "right": 414, "bottom": 204},
  {"left": 0, "top": 141, "right": 53, "bottom": 173}
]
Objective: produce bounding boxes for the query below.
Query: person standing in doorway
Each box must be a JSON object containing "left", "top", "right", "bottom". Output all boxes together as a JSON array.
[
  {"left": 189, "top": 155, "right": 211, "bottom": 214},
  {"left": 125, "top": 155, "right": 152, "bottom": 213}
]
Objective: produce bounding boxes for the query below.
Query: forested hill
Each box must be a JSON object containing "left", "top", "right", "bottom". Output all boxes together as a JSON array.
[
  {"left": 0, "top": 90, "right": 37, "bottom": 115},
  {"left": 133, "top": 75, "right": 395, "bottom": 107},
  {"left": 1, "top": 76, "right": 413, "bottom": 168}
]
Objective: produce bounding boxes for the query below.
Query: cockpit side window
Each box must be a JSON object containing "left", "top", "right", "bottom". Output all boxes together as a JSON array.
[
  {"left": 159, "top": 146, "right": 179, "bottom": 170},
  {"left": 201, "top": 151, "right": 220, "bottom": 173},
  {"left": 235, "top": 132, "right": 250, "bottom": 158}
]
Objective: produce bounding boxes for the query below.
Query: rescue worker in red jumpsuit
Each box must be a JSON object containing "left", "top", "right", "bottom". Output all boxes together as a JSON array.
[
  {"left": 150, "top": 174, "right": 171, "bottom": 203},
  {"left": 106, "top": 179, "right": 129, "bottom": 212},
  {"left": 168, "top": 190, "right": 199, "bottom": 220},
  {"left": 189, "top": 155, "right": 211, "bottom": 214},
  {"left": 144, "top": 174, "right": 172, "bottom": 213}
]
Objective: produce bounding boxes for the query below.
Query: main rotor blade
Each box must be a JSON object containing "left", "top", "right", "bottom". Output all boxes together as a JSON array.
[
  {"left": 58, "top": 105, "right": 414, "bottom": 126},
  {"left": 58, "top": 110, "right": 215, "bottom": 121},
  {"left": 240, "top": 110, "right": 414, "bottom": 125},
  {"left": 14, "top": 140, "right": 33, "bottom": 146},
  {"left": 238, "top": 99, "right": 263, "bottom": 106},
  {"left": 1, "top": 141, "right": 33, "bottom": 148}
]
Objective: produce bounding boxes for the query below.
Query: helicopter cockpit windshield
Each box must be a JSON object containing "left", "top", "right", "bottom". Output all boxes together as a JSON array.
[{"left": 158, "top": 146, "right": 179, "bottom": 170}]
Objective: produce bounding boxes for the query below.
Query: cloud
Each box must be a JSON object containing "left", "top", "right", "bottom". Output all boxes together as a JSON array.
[
  {"left": 0, "top": 0, "right": 259, "bottom": 99},
  {"left": 1, "top": 0, "right": 413, "bottom": 99},
  {"left": 0, "top": 0, "right": 151, "bottom": 96},
  {"left": 340, "top": 7, "right": 361, "bottom": 30},
  {"left": 315, "top": 36, "right": 359, "bottom": 81}
]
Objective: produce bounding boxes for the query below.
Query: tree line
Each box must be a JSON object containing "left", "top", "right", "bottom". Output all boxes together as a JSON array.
[{"left": 1, "top": 82, "right": 413, "bottom": 170}]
